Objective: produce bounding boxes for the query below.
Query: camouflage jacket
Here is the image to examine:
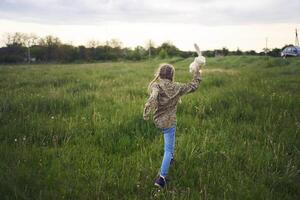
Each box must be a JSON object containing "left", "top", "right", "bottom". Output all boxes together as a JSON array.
[{"left": 143, "top": 71, "right": 201, "bottom": 129}]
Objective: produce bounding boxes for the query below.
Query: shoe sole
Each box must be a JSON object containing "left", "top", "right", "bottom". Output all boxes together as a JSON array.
[{"left": 154, "top": 183, "right": 164, "bottom": 188}]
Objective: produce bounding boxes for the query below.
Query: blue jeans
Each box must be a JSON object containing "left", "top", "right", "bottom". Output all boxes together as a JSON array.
[{"left": 160, "top": 126, "right": 176, "bottom": 177}]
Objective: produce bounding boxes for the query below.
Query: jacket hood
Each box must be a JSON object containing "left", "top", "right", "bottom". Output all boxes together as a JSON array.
[{"left": 158, "top": 78, "right": 180, "bottom": 99}]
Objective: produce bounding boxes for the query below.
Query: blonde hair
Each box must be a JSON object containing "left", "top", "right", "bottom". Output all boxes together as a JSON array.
[{"left": 148, "top": 63, "right": 175, "bottom": 93}]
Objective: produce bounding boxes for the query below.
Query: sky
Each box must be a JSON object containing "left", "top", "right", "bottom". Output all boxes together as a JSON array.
[{"left": 0, "top": 0, "right": 299, "bottom": 51}]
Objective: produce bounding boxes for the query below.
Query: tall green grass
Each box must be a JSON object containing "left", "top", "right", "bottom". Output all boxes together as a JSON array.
[{"left": 0, "top": 56, "right": 299, "bottom": 199}]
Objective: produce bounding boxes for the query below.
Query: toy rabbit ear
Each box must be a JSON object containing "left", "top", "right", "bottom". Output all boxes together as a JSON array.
[{"left": 194, "top": 43, "right": 202, "bottom": 56}]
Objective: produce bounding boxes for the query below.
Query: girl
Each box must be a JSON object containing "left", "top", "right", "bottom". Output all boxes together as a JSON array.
[{"left": 143, "top": 56, "right": 205, "bottom": 188}]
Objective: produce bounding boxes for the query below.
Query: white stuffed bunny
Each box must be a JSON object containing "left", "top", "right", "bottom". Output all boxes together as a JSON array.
[{"left": 189, "top": 43, "right": 206, "bottom": 73}]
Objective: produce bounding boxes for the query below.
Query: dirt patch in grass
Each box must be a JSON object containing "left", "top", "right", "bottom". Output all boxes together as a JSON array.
[{"left": 204, "top": 68, "right": 239, "bottom": 75}]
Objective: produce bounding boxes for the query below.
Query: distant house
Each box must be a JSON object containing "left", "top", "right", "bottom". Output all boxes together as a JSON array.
[{"left": 281, "top": 45, "right": 300, "bottom": 57}]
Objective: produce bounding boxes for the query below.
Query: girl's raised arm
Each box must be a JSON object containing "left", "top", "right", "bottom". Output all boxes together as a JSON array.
[{"left": 177, "top": 70, "right": 202, "bottom": 96}]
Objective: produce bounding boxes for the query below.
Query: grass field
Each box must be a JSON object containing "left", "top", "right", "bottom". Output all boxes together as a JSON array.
[{"left": 0, "top": 56, "right": 299, "bottom": 199}]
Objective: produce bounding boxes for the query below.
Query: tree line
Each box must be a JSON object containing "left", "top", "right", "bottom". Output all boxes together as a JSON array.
[{"left": 0, "top": 32, "right": 285, "bottom": 64}]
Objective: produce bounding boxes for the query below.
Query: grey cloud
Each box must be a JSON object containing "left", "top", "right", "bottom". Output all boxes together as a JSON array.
[{"left": 0, "top": 0, "right": 299, "bottom": 25}]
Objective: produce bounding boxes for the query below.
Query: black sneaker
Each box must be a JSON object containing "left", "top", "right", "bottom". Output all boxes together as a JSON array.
[{"left": 154, "top": 176, "right": 166, "bottom": 188}]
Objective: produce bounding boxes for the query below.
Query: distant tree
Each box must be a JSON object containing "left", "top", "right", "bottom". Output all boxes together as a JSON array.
[
  {"left": 214, "top": 49, "right": 223, "bottom": 57},
  {"left": 126, "top": 46, "right": 146, "bottom": 60},
  {"left": 122, "top": 47, "right": 131, "bottom": 59},
  {"left": 159, "top": 49, "right": 168, "bottom": 59},
  {"left": 57, "top": 44, "right": 77, "bottom": 62},
  {"left": 202, "top": 50, "right": 214, "bottom": 57},
  {"left": 86, "top": 40, "right": 99, "bottom": 60},
  {"left": 179, "top": 50, "right": 194, "bottom": 58},
  {"left": 0, "top": 43, "right": 26, "bottom": 63},
  {"left": 30, "top": 45, "right": 47, "bottom": 62},
  {"left": 78, "top": 45, "right": 87, "bottom": 60},
  {"left": 39, "top": 35, "right": 61, "bottom": 47},
  {"left": 263, "top": 47, "right": 270, "bottom": 56},
  {"left": 39, "top": 35, "right": 61, "bottom": 61},
  {"left": 244, "top": 50, "right": 257, "bottom": 56},
  {"left": 0, "top": 32, "right": 27, "bottom": 63},
  {"left": 167, "top": 42, "right": 179, "bottom": 57},
  {"left": 268, "top": 48, "right": 281, "bottom": 57},
  {"left": 158, "top": 42, "right": 180, "bottom": 57},
  {"left": 236, "top": 48, "right": 243, "bottom": 55},
  {"left": 3, "top": 32, "right": 26, "bottom": 46},
  {"left": 221, "top": 47, "right": 229, "bottom": 56},
  {"left": 87, "top": 40, "right": 101, "bottom": 48},
  {"left": 109, "top": 39, "right": 123, "bottom": 48},
  {"left": 95, "top": 45, "right": 118, "bottom": 61}
]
